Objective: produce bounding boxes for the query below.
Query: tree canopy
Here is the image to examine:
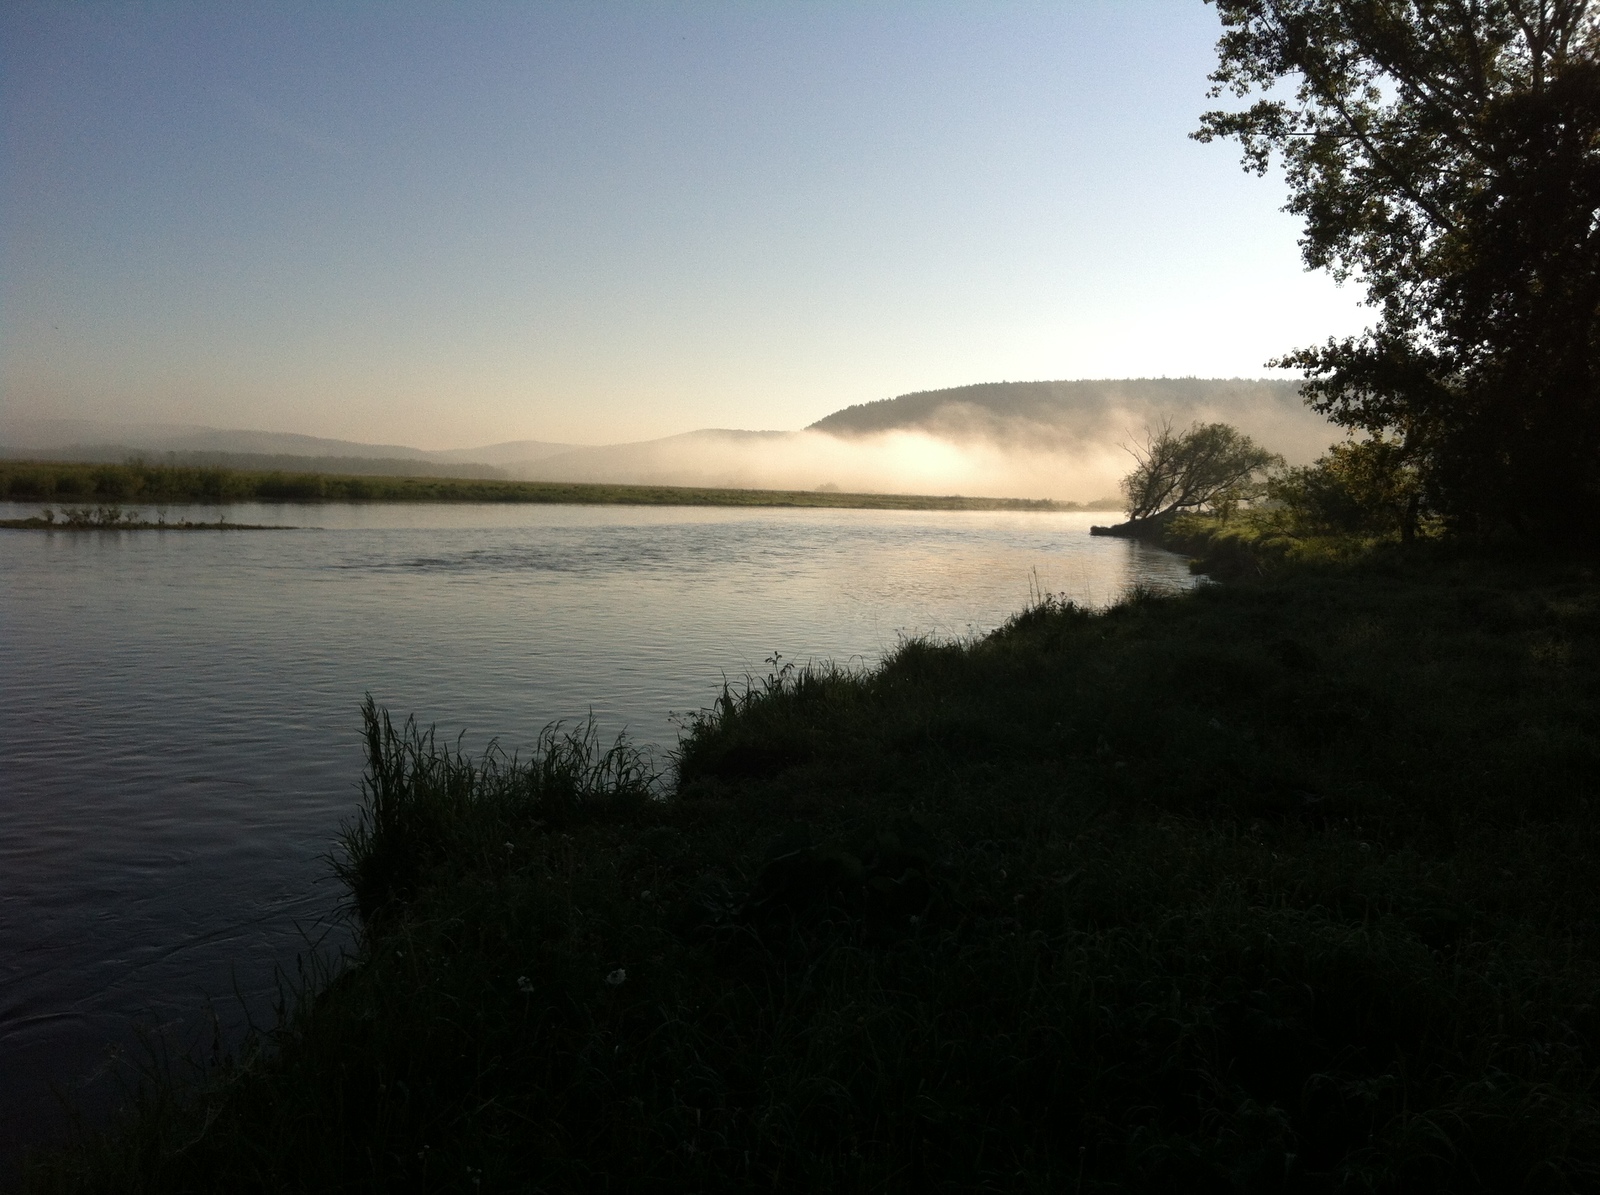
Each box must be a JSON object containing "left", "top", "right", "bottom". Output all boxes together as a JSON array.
[
  {"left": 1196, "top": 0, "right": 1600, "bottom": 537},
  {"left": 1121, "top": 421, "right": 1282, "bottom": 521}
]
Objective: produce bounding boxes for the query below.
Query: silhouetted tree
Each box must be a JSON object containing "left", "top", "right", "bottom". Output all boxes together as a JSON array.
[
  {"left": 1197, "top": 1, "right": 1600, "bottom": 538},
  {"left": 1122, "top": 420, "right": 1282, "bottom": 520}
]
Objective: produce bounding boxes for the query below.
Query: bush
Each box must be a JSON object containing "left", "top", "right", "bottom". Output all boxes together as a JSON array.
[
  {"left": 0, "top": 465, "right": 54, "bottom": 499},
  {"left": 1269, "top": 438, "right": 1423, "bottom": 538}
]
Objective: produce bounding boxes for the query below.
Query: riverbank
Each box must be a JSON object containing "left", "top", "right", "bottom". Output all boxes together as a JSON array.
[
  {"left": 1091, "top": 508, "right": 1409, "bottom": 579},
  {"left": 23, "top": 542, "right": 1600, "bottom": 1191},
  {"left": 0, "top": 459, "right": 1106, "bottom": 512}
]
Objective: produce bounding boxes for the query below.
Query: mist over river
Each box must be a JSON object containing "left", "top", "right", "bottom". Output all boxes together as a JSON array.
[{"left": 0, "top": 501, "right": 1194, "bottom": 1159}]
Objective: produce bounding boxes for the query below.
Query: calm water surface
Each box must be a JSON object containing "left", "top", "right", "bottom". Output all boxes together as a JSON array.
[{"left": 0, "top": 501, "right": 1193, "bottom": 1156}]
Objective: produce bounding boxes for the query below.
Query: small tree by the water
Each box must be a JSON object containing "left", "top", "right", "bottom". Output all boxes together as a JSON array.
[{"left": 1120, "top": 420, "right": 1280, "bottom": 521}]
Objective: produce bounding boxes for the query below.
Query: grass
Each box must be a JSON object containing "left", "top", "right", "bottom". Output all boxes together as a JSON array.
[
  {"left": 1152, "top": 507, "right": 1453, "bottom": 579},
  {"left": 21, "top": 543, "right": 1600, "bottom": 1192},
  {"left": 0, "top": 459, "right": 1103, "bottom": 512}
]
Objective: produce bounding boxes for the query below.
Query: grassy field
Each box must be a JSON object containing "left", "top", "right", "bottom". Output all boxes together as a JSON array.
[
  {"left": 23, "top": 540, "right": 1600, "bottom": 1192},
  {"left": 0, "top": 459, "right": 1095, "bottom": 512}
]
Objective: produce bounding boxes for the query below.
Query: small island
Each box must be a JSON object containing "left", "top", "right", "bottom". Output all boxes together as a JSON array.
[{"left": 0, "top": 505, "right": 296, "bottom": 531}]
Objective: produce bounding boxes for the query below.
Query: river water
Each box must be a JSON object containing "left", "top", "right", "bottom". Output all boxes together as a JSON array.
[{"left": 0, "top": 500, "right": 1193, "bottom": 1160}]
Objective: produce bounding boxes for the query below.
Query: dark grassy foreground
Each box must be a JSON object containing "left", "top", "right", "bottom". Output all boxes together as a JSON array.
[
  {"left": 24, "top": 547, "right": 1600, "bottom": 1192},
  {"left": 0, "top": 459, "right": 1086, "bottom": 512}
]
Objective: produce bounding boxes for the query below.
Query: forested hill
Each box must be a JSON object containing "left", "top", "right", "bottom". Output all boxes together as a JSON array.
[
  {"left": 810, "top": 378, "right": 1304, "bottom": 436},
  {"left": 808, "top": 377, "right": 1332, "bottom": 462}
]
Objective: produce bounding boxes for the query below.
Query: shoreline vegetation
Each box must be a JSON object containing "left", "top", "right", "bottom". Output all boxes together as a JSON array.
[
  {"left": 1093, "top": 504, "right": 1432, "bottom": 582},
  {"left": 0, "top": 459, "right": 1113, "bottom": 513},
  {"left": 22, "top": 525, "right": 1600, "bottom": 1191}
]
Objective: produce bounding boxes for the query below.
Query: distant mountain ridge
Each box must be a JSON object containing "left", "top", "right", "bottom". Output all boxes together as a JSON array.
[
  {"left": 0, "top": 445, "right": 512, "bottom": 480},
  {"left": 812, "top": 377, "right": 1318, "bottom": 444},
  {"left": 2, "top": 379, "right": 1338, "bottom": 501},
  {"left": 803, "top": 377, "right": 1335, "bottom": 480},
  {"left": 0, "top": 418, "right": 445, "bottom": 460},
  {"left": 510, "top": 430, "right": 792, "bottom": 487},
  {"left": 0, "top": 418, "right": 576, "bottom": 479},
  {"left": 426, "top": 440, "right": 578, "bottom": 467}
]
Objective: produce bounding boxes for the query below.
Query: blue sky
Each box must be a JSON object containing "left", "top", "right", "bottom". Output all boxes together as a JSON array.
[{"left": 2, "top": 1, "right": 1368, "bottom": 449}]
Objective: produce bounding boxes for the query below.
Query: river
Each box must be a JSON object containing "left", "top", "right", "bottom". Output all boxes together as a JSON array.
[{"left": 0, "top": 500, "right": 1193, "bottom": 1160}]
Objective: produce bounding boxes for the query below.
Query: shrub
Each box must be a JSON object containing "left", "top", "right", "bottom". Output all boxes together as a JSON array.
[{"left": 1269, "top": 437, "right": 1424, "bottom": 538}]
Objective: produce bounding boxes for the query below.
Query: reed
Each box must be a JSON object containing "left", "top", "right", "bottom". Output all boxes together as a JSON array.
[{"left": 336, "top": 697, "right": 659, "bottom": 924}]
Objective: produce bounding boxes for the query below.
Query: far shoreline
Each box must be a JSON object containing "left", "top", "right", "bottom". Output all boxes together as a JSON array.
[{"left": 0, "top": 459, "right": 1123, "bottom": 515}]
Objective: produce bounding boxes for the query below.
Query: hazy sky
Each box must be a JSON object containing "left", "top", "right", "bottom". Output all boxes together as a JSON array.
[{"left": 2, "top": 1, "right": 1369, "bottom": 450}]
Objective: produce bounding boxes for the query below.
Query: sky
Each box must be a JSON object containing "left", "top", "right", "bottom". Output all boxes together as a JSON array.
[{"left": 1, "top": 1, "right": 1371, "bottom": 450}]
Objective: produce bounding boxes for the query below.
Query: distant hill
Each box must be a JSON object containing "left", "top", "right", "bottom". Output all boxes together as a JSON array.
[
  {"left": 0, "top": 446, "right": 510, "bottom": 480},
  {"left": 506, "top": 430, "right": 791, "bottom": 486},
  {"left": 428, "top": 440, "right": 576, "bottom": 467},
  {"left": 809, "top": 378, "right": 1332, "bottom": 463},
  {"left": 0, "top": 418, "right": 442, "bottom": 461},
  {"left": 0, "top": 417, "right": 572, "bottom": 479}
]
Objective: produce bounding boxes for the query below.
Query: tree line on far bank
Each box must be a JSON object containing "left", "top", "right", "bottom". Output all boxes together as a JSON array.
[
  {"left": 0, "top": 459, "right": 1071, "bottom": 513},
  {"left": 0, "top": 460, "right": 478, "bottom": 504}
]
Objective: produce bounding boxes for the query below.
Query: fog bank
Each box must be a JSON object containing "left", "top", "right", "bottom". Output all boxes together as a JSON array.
[
  {"left": 500, "top": 429, "right": 1122, "bottom": 502},
  {"left": 506, "top": 381, "right": 1341, "bottom": 502}
]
